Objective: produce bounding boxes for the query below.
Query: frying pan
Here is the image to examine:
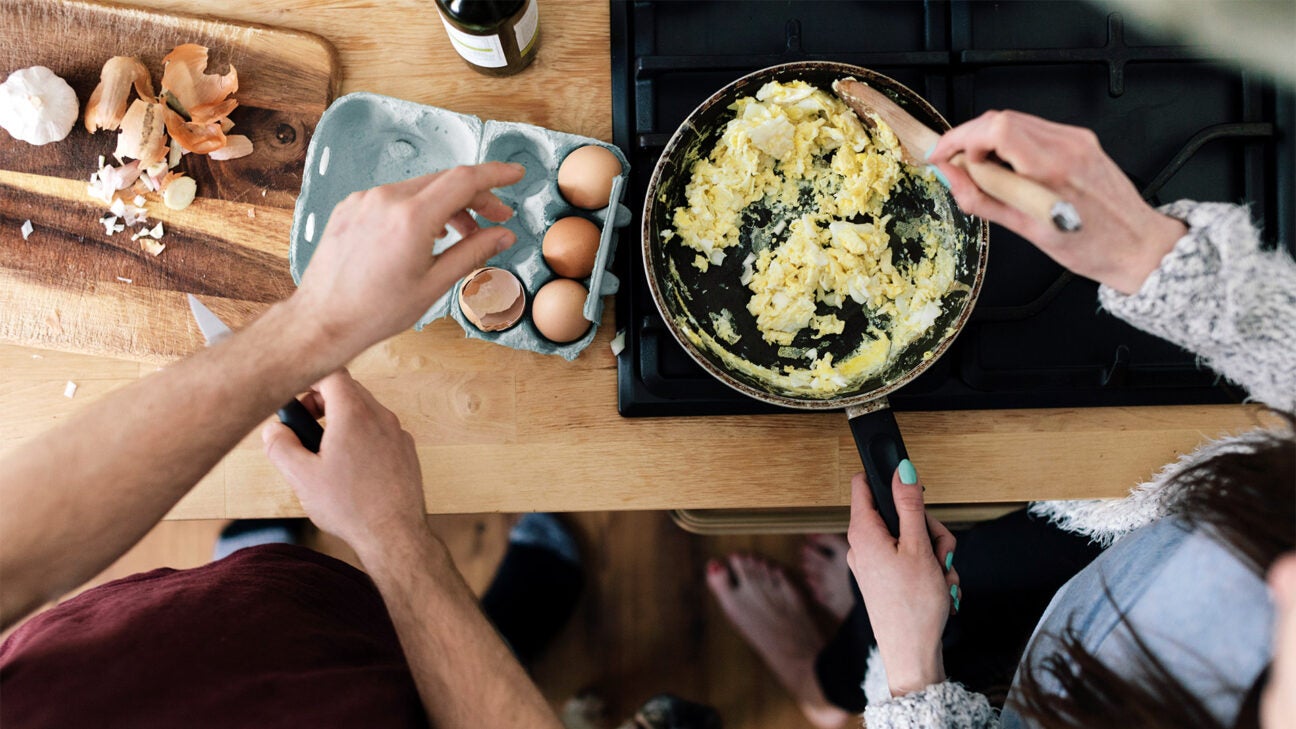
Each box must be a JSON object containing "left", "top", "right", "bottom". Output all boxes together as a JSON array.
[{"left": 642, "top": 62, "right": 988, "bottom": 535}]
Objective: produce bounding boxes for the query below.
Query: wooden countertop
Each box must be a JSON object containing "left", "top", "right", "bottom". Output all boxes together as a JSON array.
[{"left": 0, "top": 0, "right": 1264, "bottom": 519}]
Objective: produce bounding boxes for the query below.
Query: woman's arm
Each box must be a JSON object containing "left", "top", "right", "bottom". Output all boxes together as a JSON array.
[
  {"left": 845, "top": 465, "right": 998, "bottom": 728},
  {"left": 1097, "top": 201, "right": 1296, "bottom": 411},
  {"left": 928, "top": 111, "right": 1294, "bottom": 410}
]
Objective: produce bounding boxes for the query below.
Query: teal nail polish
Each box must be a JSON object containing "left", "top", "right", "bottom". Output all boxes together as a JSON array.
[
  {"left": 898, "top": 458, "right": 918, "bottom": 485},
  {"left": 926, "top": 164, "right": 951, "bottom": 188},
  {"left": 945, "top": 551, "right": 954, "bottom": 571},
  {"left": 924, "top": 142, "right": 937, "bottom": 161},
  {"left": 951, "top": 584, "right": 960, "bottom": 611}
]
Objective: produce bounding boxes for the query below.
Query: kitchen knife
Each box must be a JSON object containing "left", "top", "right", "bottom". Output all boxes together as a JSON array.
[{"left": 187, "top": 294, "right": 324, "bottom": 453}]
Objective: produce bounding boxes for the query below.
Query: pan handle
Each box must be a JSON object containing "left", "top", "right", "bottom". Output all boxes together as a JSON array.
[{"left": 845, "top": 398, "right": 907, "bottom": 537}]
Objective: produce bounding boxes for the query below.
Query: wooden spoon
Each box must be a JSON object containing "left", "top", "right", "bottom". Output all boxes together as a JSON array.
[{"left": 833, "top": 78, "right": 1081, "bottom": 232}]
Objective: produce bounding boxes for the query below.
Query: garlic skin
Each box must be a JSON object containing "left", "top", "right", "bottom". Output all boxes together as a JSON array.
[{"left": 0, "top": 66, "right": 79, "bottom": 146}]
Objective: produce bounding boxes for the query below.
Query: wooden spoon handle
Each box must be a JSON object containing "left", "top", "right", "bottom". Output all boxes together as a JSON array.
[{"left": 951, "top": 153, "right": 1082, "bottom": 232}]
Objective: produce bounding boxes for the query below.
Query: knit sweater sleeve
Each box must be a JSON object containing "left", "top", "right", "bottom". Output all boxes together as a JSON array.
[
  {"left": 860, "top": 647, "right": 1000, "bottom": 729},
  {"left": 862, "top": 682, "right": 999, "bottom": 729},
  {"left": 1098, "top": 201, "right": 1296, "bottom": 411}
]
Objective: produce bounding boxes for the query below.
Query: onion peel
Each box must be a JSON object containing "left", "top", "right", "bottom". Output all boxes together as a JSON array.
[
  {"left": 161, "top": 44, "right": 238, "bottom": 120},
  {"left": 162, "top": 105, "right": 225, "bottom": 155},
  {"left": 85, "top": 57, "right": 154, "bottom": 133},
  {"left": 115, "top": 99, "right": 168, "bottom": 168},
  {"left": 209, "top": 134, "right": 253, "bottom": 161}
]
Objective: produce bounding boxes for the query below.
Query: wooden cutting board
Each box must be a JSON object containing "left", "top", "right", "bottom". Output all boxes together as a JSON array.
[{"left": 0, "top": 0, "right": 339, "bottom": 363}]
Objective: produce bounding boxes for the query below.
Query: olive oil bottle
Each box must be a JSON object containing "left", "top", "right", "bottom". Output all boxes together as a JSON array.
[{"left": 435, "top": 0, "right": 540, "bottom": 77}]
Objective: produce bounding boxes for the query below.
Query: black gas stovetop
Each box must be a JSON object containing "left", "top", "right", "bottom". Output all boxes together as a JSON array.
[{"left": 611, "top": 0, "right": 1294, "bottom": 417}]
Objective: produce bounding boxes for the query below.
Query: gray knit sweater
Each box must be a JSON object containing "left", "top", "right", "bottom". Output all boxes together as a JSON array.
[{"left": 860, "top": 201, "right": 1296, "bottom": 729}]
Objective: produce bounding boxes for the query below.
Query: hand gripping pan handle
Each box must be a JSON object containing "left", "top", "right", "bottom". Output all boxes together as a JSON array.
[{"left": 846, "top": 399, "right": 906, "bottom": 537}]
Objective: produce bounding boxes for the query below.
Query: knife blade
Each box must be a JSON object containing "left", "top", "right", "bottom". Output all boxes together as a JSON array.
[{"left": 187, "top": 295, "right": 324, "bottom": 453}]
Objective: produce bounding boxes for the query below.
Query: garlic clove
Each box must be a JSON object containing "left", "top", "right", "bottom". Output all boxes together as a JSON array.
[
  {"left": 84, "top": 57, "right": 153, "bottom": 133},
  {"left": 162, "top": 175, "right": 197, "bottom": 210},
  {"left": 459, "top": 267, "right": 526, "bottom": 332}
]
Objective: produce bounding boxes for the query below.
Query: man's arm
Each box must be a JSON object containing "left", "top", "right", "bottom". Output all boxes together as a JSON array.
[
  {"left": 362, "top": 531, "right": 562, "bottom": 728},
  {"left": 0, "top": 162, "right": 524, "bottom": 630},
  {"left": 260, "top": 371, "right": 563, "bottom": 728}
]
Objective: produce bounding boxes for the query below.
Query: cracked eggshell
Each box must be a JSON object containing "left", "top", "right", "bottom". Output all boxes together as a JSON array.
[{"left": 458, "top": 267, "right": 526, "bottom": 332}]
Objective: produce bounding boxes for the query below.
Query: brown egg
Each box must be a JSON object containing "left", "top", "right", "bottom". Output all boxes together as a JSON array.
[
  {"left": 557, "top": 145, "right": 623, "bottom": 209},
  {"left": 531, "top": 278, "right": 591, "bottom": 343},
  {"left": 542, "top": 216, "right": 601, "bottom": 279},
  {"left": 458, "top": 267, "right": 526, "bottom": 332}
]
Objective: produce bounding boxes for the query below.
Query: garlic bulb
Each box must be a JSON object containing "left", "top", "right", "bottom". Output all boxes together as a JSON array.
[{"left": 0, "top": 66, "right": 79, "bottom": 146}]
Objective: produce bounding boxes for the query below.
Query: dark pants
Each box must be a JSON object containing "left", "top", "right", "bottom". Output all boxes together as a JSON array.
[{"left": 814, "top": 508, "right": 1105, "bottom": 711}]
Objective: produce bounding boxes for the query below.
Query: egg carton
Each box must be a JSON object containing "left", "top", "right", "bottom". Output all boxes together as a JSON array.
[{"left": 288, "top": 92, "right": 631, "bottom": 360}]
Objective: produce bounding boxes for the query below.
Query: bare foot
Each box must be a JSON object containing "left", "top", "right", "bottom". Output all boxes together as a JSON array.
[
  {"left": 707, "top": 554, "right": 852, "bottom": 729},
  {"left": 801, "top": 534, "right": 855, "bottom": 623}
]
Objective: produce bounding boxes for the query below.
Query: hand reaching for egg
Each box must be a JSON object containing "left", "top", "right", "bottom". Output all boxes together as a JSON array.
[{"left": 292, "top": 161, "right": 526, "bottom": 361}]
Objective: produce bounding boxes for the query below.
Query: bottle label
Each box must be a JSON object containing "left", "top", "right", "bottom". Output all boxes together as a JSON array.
[
  {"left": 514, "top": 0, "right": 540, "bottom": 55},
  {"left": 440, "top": 16, "right": 508, "bottom": 68}
]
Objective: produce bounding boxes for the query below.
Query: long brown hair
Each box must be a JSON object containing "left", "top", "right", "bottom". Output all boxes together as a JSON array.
[{"left": 1012, "top": 413, "right": 1296, "bottom": 729}]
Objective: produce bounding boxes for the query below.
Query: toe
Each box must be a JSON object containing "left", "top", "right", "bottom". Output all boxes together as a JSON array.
[
  {"left": 706, "top": 558, "right": 735, "bottom": 596},
  {"left": 808, "top": 533, "right": 848, "bottom": 556},
  {"left": 802, "top": 545, "right": 830, "bottom": 570},
  {"left": 730, "top": 554, "right": 755, "bottom": 585}
]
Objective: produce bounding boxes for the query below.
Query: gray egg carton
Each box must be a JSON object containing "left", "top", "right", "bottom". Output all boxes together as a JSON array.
[{"left": 289, "top": 92, "right": 631, "bottom": 360}]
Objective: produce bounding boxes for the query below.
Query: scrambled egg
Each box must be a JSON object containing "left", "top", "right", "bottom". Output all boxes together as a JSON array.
[{"left": 664, "top": 80, "right": 959, "bottom": 396}]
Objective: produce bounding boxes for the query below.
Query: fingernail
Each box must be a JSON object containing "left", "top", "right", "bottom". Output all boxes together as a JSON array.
[
  {"left": 951, "top": 584, "right": 960, "bottom": 611},
  {"left": 924, "top": 142, "right": 937, "bottom": 162},
  {"left": 898, "top": 458, "right": 918, "bottom": 485},
  {"left": 926, "top": 164, "right": 951, "bottom": 189},
  {"left": 496, "top": 229, "right": 516, "bottom": 252},
  {"left": 510, "top": 162, "right": 526, "bottom": 174},
  {"left": 945, "top": 551, "right": 954, "bottom": 571}
]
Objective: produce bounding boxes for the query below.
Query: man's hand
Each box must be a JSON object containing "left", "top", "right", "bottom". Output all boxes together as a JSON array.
[
  {"left": 261, "top": 370, "right": 428, "bottom": 556},
  {"left": 293, "top": 162, "right": 526, "bottom": 358},
  {"left": 847, "top": 465, "right": 959, "bottom": 697},
  {"left": 0, "top": 163, "right": 524, "bottom": 632},
  {"left": 928, "top": 111, "right": 1187, "bottom": 295},
  {"left": 262, "top": 370, "right": 564, "bottom": 729}
]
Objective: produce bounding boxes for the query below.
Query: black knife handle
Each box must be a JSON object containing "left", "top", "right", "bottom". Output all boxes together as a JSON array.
[{"left": 277, "top": 399, "right": 324, "bottom": 454}]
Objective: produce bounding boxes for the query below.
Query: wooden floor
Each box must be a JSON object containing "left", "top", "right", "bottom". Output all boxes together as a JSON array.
[{"left": 12, "top": 513, "right": 847, "bottom": 729}]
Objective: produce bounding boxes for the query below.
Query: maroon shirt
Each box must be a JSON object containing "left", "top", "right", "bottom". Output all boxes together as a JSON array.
[{"left": 0, "top": 545, "right": 428, "bottom": 728}]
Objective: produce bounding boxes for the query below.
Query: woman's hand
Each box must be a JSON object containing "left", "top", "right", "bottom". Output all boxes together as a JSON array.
[
  {"left": 847, "top": 463, "right": 959, "bottom": 697},
  {"left": 1263, "top": 553, "right": 1296, "bottom": 729},
  {"left": 292, "top": 162, "right": 526, "bottom": 361},
  {"left": 261, "top": 369, "right": 430, "bottom": 559},
  {"left": 928, "top": 110, "right": 1187, "bottom": 295}
]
